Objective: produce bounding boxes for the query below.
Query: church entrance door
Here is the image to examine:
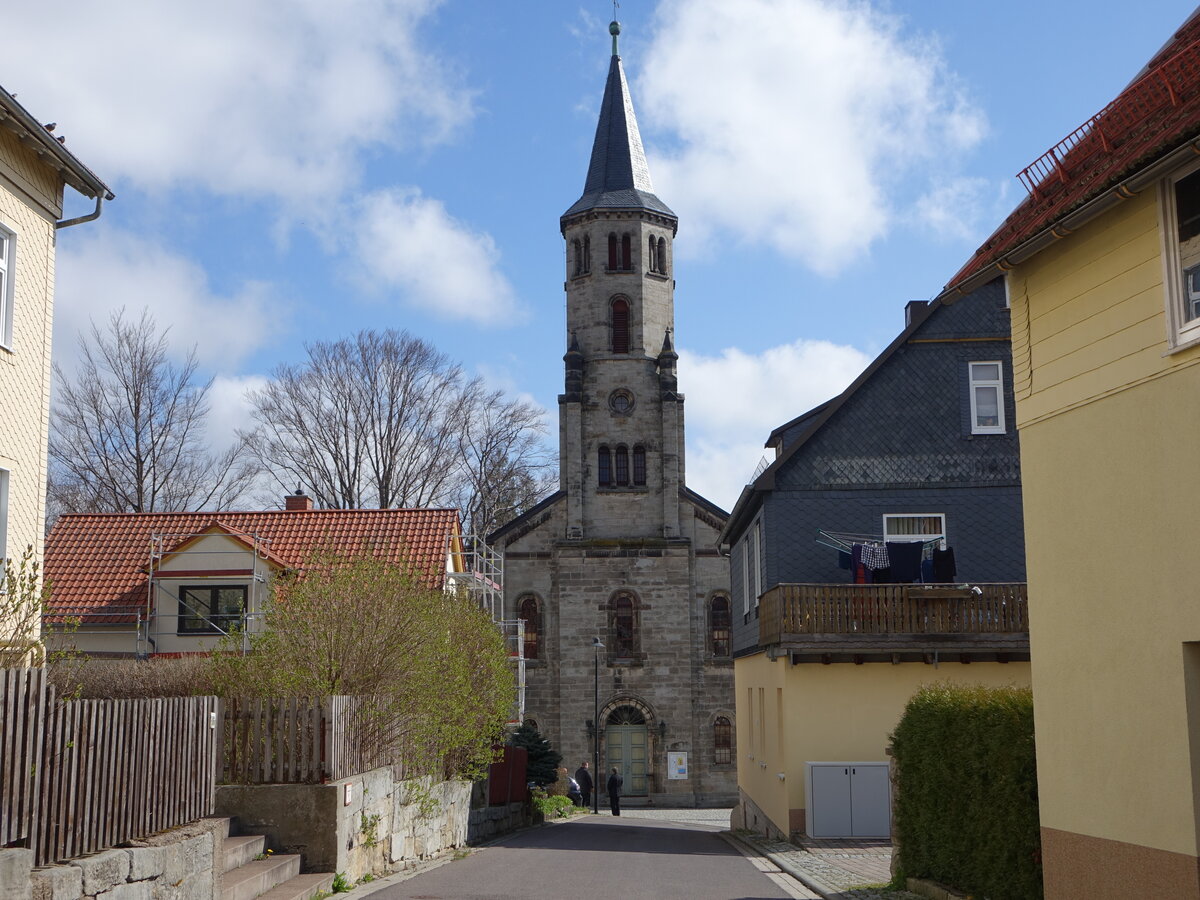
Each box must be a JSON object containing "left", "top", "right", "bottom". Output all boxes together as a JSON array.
[{"left": 606, "top": 706, "right": 648, "bottom": 796}]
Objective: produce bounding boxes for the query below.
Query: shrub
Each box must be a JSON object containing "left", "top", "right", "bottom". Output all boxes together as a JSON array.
[
  {"left": 508, "top": 722, "right": 561, "bottom": 786},
  {"left": 205, "top": 552, "right": 514, "bottom": 782},
  {"left": 49, "top": 655, "right": 218, "bottom": 699},
  {"left": 890, "top": 682, "right": 1041, "bottom": 900},
  {"left": 530, "top": 787, "right": 576, "bottom": 819}
]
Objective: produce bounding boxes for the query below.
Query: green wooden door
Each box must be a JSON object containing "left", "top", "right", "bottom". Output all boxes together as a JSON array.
[{"left": 606, "top": 724, "right": 648, "bottom": 795}]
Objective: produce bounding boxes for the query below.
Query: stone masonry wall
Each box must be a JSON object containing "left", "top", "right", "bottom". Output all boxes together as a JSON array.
[{"left": 16, "top": 817, "right": 224, "bottom": 900}]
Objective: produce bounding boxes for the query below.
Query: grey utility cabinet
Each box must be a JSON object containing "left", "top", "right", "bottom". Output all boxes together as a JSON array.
[{"left": 806, "top": 762, "right": 891, "bottom": 838}]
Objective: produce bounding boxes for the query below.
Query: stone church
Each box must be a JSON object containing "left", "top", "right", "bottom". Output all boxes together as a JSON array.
[{"left": 489, "top": 21, "right": 735, "bottom": 806}]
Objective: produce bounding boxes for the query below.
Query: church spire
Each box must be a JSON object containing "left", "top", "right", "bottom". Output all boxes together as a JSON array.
[{"left": 561, "top": 20, "right": 675, "bottom": 223}]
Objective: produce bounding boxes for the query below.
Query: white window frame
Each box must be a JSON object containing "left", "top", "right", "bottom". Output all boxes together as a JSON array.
[
  {"left": 0, "top": 225, "right": 13, "bottom": 350},
  {"left": 1158, "top": 158, "right": 1200, "bottom": 350},
  {"left": 0, "top": 467, "right": 9, "bottom": 569},
  {"left": 968, "top": 361, "right": 1006, "bottom": 434},
  {"left": 882, "top": 513, "right": 946, "bottom": 551}
]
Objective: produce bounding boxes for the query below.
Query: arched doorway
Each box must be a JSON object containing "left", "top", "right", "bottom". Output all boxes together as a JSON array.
[{"left": 605, "top": 705, "right": 648, "bottom": 796}]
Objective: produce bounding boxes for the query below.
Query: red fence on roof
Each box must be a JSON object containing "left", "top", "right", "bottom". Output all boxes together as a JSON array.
[{"left": 1018, "top": 38, "right": 1200, "bottom": 200}]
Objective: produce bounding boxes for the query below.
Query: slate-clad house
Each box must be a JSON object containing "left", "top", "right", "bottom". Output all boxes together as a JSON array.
[{"left": 720, "top": 280, "right": 1030, "bottom": 842}]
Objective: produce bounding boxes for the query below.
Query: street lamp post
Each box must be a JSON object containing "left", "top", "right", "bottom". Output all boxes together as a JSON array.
[{"left": 592, "top": 636, "right": 603, "bottom": 814}]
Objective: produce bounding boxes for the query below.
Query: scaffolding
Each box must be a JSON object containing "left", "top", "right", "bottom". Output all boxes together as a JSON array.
[{"left": 446, "top": 532, "right": 524, "bottom": 726}]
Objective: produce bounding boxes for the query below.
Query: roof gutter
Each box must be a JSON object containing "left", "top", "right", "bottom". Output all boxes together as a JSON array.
[
  {"left": 938, "top": 135, "right": 1200, "bottom": 304},
  {"left": 57, "top": 193, "right": 104, "bottom": 230}
]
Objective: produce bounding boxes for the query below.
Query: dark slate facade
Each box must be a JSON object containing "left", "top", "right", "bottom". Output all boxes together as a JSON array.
[{"left": 721, "top": 279, "right": 1026, "bottom": 656}]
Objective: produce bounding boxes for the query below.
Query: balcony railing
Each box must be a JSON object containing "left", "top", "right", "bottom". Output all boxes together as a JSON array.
[{"left": 759, "top": 583, "right": 1028, "bottom": 649}]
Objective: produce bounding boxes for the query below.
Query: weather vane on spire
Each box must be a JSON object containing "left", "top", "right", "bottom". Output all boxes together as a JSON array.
[{"left": 610, "top": 3, "right": 621, "bottom": 56}]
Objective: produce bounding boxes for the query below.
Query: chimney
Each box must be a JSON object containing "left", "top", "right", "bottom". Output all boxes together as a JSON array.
[
  {"left": 905, "top": 300, "right": 929, "bottom": 327},
  {"left": 285, "top": 487, "right": 313, "bottom": 511}
]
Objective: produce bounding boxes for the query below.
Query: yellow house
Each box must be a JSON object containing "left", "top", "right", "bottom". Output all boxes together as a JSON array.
[
  {"left": 936, "top": 10, "right": 1200, "bottom": 897},
  {"left": 0, "top": 85, "right": 111, "bottom": 656}
]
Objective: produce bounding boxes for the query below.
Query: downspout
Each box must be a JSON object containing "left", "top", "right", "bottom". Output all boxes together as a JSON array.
[{"left": 56, "top": 193, "right": 104, "bottom": 230}]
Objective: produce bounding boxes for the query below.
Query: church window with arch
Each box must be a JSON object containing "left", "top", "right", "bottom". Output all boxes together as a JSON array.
[
  {"left": 710, "top": 594, "right": 731, "bottom": 657},
  {"left": 583, "top": 234, "right": 591, "bottom": 273},
  {"left": 621, "top": 233, "right": 632, "bottom": 270},
  {"left": 714, "top": 717, "right": 732, "bottom": 765},
  {"left": 608, "top": 232, "right": 619, "bottom": 270},
  {"left": 648, "top": 235, "right": 658, "bottom": 273},
  {"left": 572, "top": 238, "right": 583, "bottom": 277},
  {"left": 598, "top": 446, "right": 613, "bottom": 486},
  {"left": 632, "top": 445, "right": 646, "bottom": 485},
  {"left": 611, "top": 297, "right": 630, "bottom": 353},
  {"left": 518, "top": 595, "right": 541, "bottom": 660},
  {"left": 657, "top": 237, "right": 668, "bottom": 274},
  {"left": 609, "top": 591, "right": 640, "bottom": 661},
  {"left": 615, "top": 445, "right": 630, "bottom": 485}
]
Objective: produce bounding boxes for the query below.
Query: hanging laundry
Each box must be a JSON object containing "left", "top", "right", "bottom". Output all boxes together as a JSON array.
[
  {"left": 851, "top": 544, "right": 868, "bottom": 584},
  {"left": 886, "top": 541, "right": 924, "bottom": 583},
  {"left": 838, "top": 550, "right": 851, "bottom": 570},
  {"left": 861, "top": 542, "right": 890, "bottom": 570},
  {"left": 932, "top": 547, "right": 957, "bottom": 582}
]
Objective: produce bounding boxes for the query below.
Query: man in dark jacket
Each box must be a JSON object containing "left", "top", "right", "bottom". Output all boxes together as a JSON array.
[
  {"left": 607, "top": 766, "right": 623, "bottom": 816},
  {"left": 575, "top": 761, "right": 593, "bottom": 808}
]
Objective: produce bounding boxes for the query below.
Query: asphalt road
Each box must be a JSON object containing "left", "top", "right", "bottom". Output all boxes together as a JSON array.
[{"left": 368, "top": 814, "right": 808, "bottom": 900}]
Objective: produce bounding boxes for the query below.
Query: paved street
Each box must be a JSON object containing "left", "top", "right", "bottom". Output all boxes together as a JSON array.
[{"left": 367, "top": 813, "right": 814, "bottom": 900}]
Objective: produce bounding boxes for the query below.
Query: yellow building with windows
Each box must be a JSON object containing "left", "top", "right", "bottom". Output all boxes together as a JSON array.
[
  {"left": 0, "top": 86, "right": 111, "bottom": 657},
  {"left": 937, "top": 10, "right": 1200, "bottom": 896}
]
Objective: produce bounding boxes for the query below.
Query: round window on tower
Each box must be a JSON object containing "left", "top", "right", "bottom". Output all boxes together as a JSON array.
[{"left": 608, "top": 389, "right": 635, "bottom": 416}]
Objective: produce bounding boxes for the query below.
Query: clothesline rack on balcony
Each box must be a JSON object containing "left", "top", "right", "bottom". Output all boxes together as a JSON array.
[{"left": 815, "top": 529, "right": 944, "bottom": 554}]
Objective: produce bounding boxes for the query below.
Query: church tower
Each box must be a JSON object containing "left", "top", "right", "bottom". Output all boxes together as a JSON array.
[
  {"left": 558, "top": 20, "right": 685, "bottom": 543},
  {"left": 490, "top": 20, "right": 734, "bottom": 808}
]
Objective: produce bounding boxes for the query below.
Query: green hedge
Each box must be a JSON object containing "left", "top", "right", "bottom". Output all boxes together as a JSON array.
[{"left": 890, "top": 683, "right": 1041, "bottom": 900}]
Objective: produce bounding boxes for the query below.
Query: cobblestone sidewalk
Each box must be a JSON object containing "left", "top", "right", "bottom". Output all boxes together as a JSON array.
[{"left": 730, "top": 830, "right": 923, "bottom": 900}]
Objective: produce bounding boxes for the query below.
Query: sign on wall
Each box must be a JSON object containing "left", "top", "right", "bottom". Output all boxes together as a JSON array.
[{"left": 667, "top": 751, "right": 688, "bottom": 780}]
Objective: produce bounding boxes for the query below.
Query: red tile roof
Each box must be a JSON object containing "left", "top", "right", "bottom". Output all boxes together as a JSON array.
[
  {"left": 45, "top": 508, "right": 461, "bottom": 624},
  {"left": 943, "top": 9, "right": 1200, "bottom": 296}
]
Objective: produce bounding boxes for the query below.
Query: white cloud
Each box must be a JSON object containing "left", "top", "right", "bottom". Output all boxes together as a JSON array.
[
  {"left": 641, "top": 0, "right": 987, "bottom": 274},
  {"left": 3, "top": 0, "right": 472, "bottom": 205},
  {"left": 206, "top": 374, "right": 269, "bottom": 453},
  {"left": 912, "top": 176, "right": 993, "bottom": 241},
  {"left": 55, "top": 228, "right": 286, "bottom": 372},
  {"left": 679, "top": 339, "right": 871, "bottom": 509},
  {"left": 351, "top": 188, "right": 519, "bottom": 323}
]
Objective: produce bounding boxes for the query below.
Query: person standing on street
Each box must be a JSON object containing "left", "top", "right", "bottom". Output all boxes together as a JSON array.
[
  {"left": 575, "top": 761, "right": 593, "bottom": 809},
  {"left": 607, "top": 766, "right": 623, "bottom": 816}
]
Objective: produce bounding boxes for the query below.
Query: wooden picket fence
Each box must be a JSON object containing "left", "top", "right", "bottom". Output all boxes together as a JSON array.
[
  {"left": 1, "top": 667, "right": 219, "bottom": 866},
  {"left": 219, "top": 696, "right": 396, "bottom": 784}
]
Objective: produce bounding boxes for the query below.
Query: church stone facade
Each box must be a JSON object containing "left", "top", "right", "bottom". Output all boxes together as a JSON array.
[{"left": 489, "top": 23, "right": 735, "bottom": 807}]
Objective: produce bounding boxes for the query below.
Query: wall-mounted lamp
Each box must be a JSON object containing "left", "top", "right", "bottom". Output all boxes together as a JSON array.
[
  {"left": 658, "top": 720, "right": 667, "bottom": 740},
  {"left": 586, "top": 719, "right": 595, "bottom": 738}
]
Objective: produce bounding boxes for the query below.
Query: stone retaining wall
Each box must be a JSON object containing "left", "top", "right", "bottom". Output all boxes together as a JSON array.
[{"left": 4, "top": 817, "right": 224, "bottom": 900}]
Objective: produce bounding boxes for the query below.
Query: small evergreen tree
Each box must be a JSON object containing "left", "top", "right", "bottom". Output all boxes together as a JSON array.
[{"left": 509, "top": 722, "right": 561, "bottom": 786}]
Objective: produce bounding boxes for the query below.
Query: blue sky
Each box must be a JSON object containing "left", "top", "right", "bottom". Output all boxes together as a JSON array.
[{"left": 8, "top": 0, "right": 1196, "bottom": 512}]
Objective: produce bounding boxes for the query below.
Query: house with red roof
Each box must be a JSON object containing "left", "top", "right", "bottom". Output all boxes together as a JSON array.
[
  {"left": 44, "top": 490, "right": 475, "bottom": 657},
  {"left": 935, "top": 7, "right": 1200, "bottom": 897}
]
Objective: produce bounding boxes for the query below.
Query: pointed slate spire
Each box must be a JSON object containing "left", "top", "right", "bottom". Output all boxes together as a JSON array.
[{"left": 562, "top": 21, "right": 675, "bottom": 222}]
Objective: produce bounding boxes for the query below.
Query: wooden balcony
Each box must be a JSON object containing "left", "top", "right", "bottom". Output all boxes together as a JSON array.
[{"left": 758, "top": 583, "right": 1029, "bottom": 663}]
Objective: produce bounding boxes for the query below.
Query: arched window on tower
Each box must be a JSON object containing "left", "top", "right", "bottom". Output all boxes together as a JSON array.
[
  {"left": 608, "top": 233, "right": 618, "bottom": 270},
  {"left": 572, "top": 239, "right": 582, "bottom": 277},
  {"left": 714, "top": 717, "right": 732, "bottom": 764},
  {"left": 621, "top": 233, "right": 632, "bottom": 270},
  {"left": 658, "top": 237, "right": 668, "bottom": 275},
  {"left": 598, "top": 446, "right": 613, "bottom": 486},
  {"left": 611, "top": 297, "right": 630, "bottom": 353},
  {"left": 583, "top": 235, "right": 591, "bottom": 273},
  {"left": 632, "top": 445, "right": 646, "bottom": 486},
  {"left": 518, "top": 595, "right": 540, "bottom": 660},
  {"left": 710, "top": 594, "right": 731, "bottom": 658},
  {"left": 615, "top": 445, "right": 630, "bottom": 486},
  {"left": 648, "top": 235, "right": 657, "bottom": 273},
  {"left": 610, "top": 592, "right": 638, "bottom": 660}
]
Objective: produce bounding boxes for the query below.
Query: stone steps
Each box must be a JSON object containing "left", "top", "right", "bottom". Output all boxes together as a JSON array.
[{"left": 211, "top": 817, "right": 336, "bottom": 900}]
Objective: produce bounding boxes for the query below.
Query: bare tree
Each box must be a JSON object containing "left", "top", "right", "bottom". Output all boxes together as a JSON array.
[
  {"left": 453, "top": 388, "right": 555, "bottom": 536},
  {"left": 243, "top": 329, "right": 554, "bottom": 530},
  {"left": 49, "top": 309, "right": 258, "bottom": 515}
]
